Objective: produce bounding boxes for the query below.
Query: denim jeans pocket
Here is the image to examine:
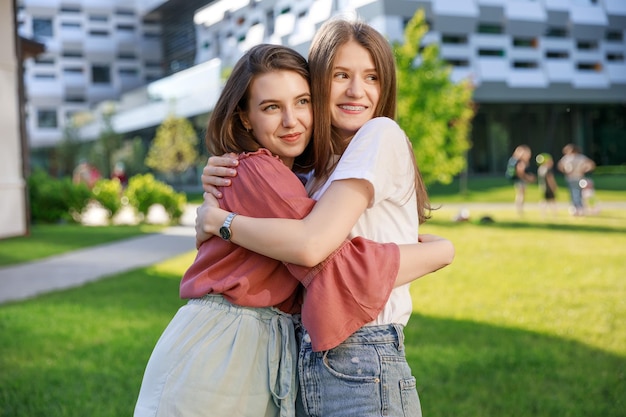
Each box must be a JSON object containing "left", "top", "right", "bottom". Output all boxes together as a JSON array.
[{"left": 322, "top": 344, "right": 381, "bottom": 382}]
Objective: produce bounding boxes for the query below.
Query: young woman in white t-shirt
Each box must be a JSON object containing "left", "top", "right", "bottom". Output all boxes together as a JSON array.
[{"left": 197, "top": 19, "right": 454, "bottom": 417}]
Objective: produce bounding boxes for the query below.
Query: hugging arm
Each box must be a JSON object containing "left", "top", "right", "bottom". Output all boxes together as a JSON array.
[{"left": 198, "top": 155, "right": 454, "bottom": 286}]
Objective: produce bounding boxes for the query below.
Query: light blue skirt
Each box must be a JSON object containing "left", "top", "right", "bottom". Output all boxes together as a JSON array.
[{"left": 134, "top": 294, "right": 298, "bottom": 417}]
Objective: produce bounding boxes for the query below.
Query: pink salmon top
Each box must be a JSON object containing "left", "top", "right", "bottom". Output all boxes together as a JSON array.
[{"left": 180, "top": 149, "right": 399, "bottom": 351}]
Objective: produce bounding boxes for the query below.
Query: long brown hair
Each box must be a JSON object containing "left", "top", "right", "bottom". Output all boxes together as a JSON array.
[
  {"left": 308, "top": 19, "right": 432, "bottom": 223},
  {"left": 206, "top": 44, "right": 315, "bottom": 173}
]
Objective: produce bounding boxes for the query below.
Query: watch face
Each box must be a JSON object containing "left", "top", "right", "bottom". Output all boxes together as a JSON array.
[{"left": 219, "top": 226, "right": 231, "bottom": 240}]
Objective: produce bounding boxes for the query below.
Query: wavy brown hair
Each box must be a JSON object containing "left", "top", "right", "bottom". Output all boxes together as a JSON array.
[
  {"left": 308, "top": 19, "right": 432, "bottom": 223},
  {"left": 206, "top": 44, "right": 315, "bottom": 174}
]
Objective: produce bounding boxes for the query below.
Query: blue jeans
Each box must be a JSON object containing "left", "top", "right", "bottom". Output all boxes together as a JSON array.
[
  {"left": 298, "top": 324, "right": 422, "bottom": 417},
  {"left": 567, "top": 178, "right": 583, "bottom": 209}
]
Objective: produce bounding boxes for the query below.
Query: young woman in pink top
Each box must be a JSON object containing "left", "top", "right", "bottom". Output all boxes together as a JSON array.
[
  {"left": 134, "top": 44, "right": 451, "bottom": 417},
  {"left": 197, "top": 19, "right": 454, "bottom": 417}
]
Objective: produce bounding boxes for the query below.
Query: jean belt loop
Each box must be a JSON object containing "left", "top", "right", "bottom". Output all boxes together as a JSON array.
[{"left": 393, "top": 323, "right": 405, "bottom": 350}]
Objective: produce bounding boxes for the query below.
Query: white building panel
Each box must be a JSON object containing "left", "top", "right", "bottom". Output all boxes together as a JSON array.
[
  {"left": 572, "top": 72, "right": 610, "bottom": 88},
  {"left": 507, "top": 69, "right": 548, "bottom": 88},
  {"left": 477, "top": 58, "right": 508, "bottom": 82},
  {"left": 605, "top": 63, "right": 626, "bottom": 84}
]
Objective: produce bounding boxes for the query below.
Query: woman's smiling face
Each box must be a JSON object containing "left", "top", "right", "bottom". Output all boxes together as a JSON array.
[
  {"left": 328, "top": 40, "right": 381, "bottom": 142},
  {"left": 241, "top": 70, "right": 313, "bottom": 168}
]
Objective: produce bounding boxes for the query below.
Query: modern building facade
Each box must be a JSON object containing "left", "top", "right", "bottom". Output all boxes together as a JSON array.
[
  {"left": 16, "top": 0, "right": 165, "bottom": 169},
  {"left": 18, "top": 0, "right": 626, "bottom": 176}
]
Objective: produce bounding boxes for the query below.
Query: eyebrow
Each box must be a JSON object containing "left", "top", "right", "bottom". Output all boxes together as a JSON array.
[
  {"left": 256, "top": 92, "right": 311, "bottom": 107},
  {"left": 333, "top": 65, "right": 378, "bottom": 73}
]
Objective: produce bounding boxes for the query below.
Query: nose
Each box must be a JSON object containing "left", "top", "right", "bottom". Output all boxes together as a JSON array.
[
  {"left": 282, "top": 106, "right": 297, "bottom": 128},
  {"left": 347, "top": 78, "right": 364, "bottom": 98}
]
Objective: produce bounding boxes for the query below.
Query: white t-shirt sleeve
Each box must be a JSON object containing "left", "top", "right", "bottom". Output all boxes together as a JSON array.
[{"left": 328, "top": 117, "right": 414, "bottom": 207}]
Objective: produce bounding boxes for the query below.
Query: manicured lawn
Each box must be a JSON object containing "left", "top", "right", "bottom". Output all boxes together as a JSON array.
[
  {"left": 0, "top": 174, "right": 624, "bottom": 416},
  {"left": 1, "top": 204, "right": 624, "bottom": 416}
]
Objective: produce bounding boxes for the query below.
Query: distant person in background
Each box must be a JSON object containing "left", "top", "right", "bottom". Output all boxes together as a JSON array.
[
  {"left": 536, "top": 153, "right": 558, "bottom": 218},
  {"left": 557, "top": 143, "right": 596, "bottom": 216},
  {"left": 508, "top": 145, "right": 536, "bottom": 216},
  {"left": 111, "top": 162, "right": 128, "bottom": 187},
  {"left": 72, "top": 160, "right": 101, "bottom": 189}
]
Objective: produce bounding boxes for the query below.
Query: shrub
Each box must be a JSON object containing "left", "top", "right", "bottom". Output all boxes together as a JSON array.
[
  {"left": 92, "top": 178, "right": 124, "bottom": 218},
  {"left": 27, "top": 169, "right": 91, "bottom": 223},
  {"left": 124, "top": 174, "right": 187, "bottom": 223}
]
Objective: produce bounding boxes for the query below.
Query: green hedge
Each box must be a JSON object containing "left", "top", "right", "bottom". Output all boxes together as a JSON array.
[{"left": 28, "top": 171, "right": 187, "bottom": 224}]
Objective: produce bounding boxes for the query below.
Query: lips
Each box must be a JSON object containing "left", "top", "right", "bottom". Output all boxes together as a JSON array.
[
  {"left": 279, "top": 133, "right": 302, "bottom": 142},
  {"left": 338, "top": 104, "right": 367, "bottom": 112}
]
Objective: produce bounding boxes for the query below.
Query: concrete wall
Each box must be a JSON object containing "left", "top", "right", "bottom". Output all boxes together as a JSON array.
[{"left": 0, "top": 0, "right": 28, "bottom": 239}]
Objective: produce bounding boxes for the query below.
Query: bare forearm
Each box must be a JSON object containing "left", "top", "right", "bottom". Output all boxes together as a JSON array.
[{"left": 394, "top": 239, "right": 455, "bottom": 287}]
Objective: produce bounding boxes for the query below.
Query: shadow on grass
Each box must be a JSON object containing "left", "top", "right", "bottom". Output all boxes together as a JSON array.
[
  {"left": 405, "top": 314, "right": 625, "bottom": 417},
  {"left": 1, "top": 270, "right": 624, "bottom": 417},
  {"left": 429, "top": 217, "right": 626, "bottom": 235}
]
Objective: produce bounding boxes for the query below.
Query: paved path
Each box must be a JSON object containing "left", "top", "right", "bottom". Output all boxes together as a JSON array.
[{"left": 0, "top": 226, "right": 196, "bottom": 304}]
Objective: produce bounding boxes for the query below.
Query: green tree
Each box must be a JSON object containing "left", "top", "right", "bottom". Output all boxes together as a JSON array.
[
  {"left": 91, "top": 103, "right": 122, "bottom": 178},
  {"left": 395, "top": 9, "right": 475, "bottom": 185},
  {"left": 145, "top": 115, "right": 199, "bottom": 179},
  {"left": 55, "top": 111, "right": 93, "bottom": 176}
]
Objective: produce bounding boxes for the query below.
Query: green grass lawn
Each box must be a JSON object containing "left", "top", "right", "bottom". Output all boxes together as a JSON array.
[{"left": 0, "top": 176, "right": 624, "bottom": 416}]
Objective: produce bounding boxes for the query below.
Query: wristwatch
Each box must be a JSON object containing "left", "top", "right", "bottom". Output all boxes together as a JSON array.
[{"left": 219, "top": 212, "right": 237, "bottom": 241}]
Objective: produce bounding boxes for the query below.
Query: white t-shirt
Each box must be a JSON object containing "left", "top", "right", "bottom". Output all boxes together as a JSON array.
[{"left": 308, "top": 117, "right": 418, "bottom": 326}]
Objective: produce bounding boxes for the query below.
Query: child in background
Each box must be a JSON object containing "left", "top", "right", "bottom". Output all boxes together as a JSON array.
[{"left": 536, "top": 153, "right": 558, "bottom": 218}]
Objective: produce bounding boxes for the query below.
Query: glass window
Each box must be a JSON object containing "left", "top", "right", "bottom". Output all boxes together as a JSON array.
[
  {"left": 545, "top": 50, "right": 569, "bottom": 59},
  {"left": 477, "top": 23, "right": 503, "bottom": 34},
  {"left": 89, "top": 30, "right": 109, "bottom": 37},
  {"left": 89, "top": 15, "right": 108, "bottom": 22},
  {"left": 92, "top": 64, "right": 111, "bottom": 84},
  {"left": 478, "top": 49, "right": 505, "bottom": 57},
  {"left": 545, "top": 27, "right": 568, "bottom": 38},
  {"left": 33, "top": 18, "right": 53, "bottom": 38},
  {"left": 37, "top": 109, "right": 58, "bottom": 128},
  {"left": 442, "top": 34, "right": 468, "bottom": 44},
  {"left": 63, "top": 50, "right": 83, "bottom": 58}
]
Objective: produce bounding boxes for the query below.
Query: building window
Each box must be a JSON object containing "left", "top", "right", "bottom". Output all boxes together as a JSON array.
[
  {"left": 61, "top": 22, "right": 81, "bottom": 29},
  {"left": 117, "top": 24, "right": 135, "bottom": 32},
  {"left": 35, "top": 57, "right": 54, "bottom": 65},
  {"left": 477, "top": 23, "right": 503, "bottom": 34},
  {"left": 92, "top": 65, "right": 111, "bottom": 84},
  {"left": 89, "top": 15, "right": 108, "bottom": 22},
  {"left": 577, "top": 40, "right": 598, "bottom": 50},
  {"left": 117, "top": 52, "right": 137, "bottom": 60},
  {"left": 63, "top": 51, "right": 83, "bottom": 58},
  {"left": 512, "top": 61, "right": 538, "bottom": 69},
  {"left": 442, "top": 34, "right": 468, "bottom": 44},
  {"left": 65, "top": 95, "right": 86, "bottom": 103},
  {"left": 545, "top": 27, "right": 568, "bottom": 38},
  {"left": 34, "top": 73, "right": 55, "bottom": 79},
  {"left": 513, "top": 38, "right": 537, "bottom": 48},
  {"left": 37, "top": 109, "right": 58, "bottom": 128},
  {"left": 143, "top": 32, "right": 160, "bottom": 40},
  {"left": 446, "top": 58, "right": 470, "bottom": 67},
  {"left": 478, "top": 48, "right": 505, "bottom": 57},
  {"left": 33, "top": 18, "right": 53, "bottom": 38},
  {"left": 60, "top": 6, "right": 81, "bottom": 13},
  {"left": 606, "top": 53, "right": 624, "bottom": 62},
  {"left": 606, "top": 30, "right": 623, "bottom": 42},
  {"left": 545, "top": 50, "right": 569, "bottom": 59},
  {"left": 63, "top": 67, "right": 83, "bottom": 74},
  {"left": 577, "top": 62, "right": 602, "bottom": 71},
  {"left": 116, "top": 8, "right": 135, "bottom": 17},
  {"left": 89, "top": 30, "right": 109, "bottom": 37},
  {"left": 119, "top": 68, "right": 139, "bottom": 76}
]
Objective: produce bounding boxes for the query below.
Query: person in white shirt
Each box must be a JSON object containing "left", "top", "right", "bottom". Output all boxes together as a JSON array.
[{"left": 197, "top": 18, "right": 454, "bottom": 417}]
